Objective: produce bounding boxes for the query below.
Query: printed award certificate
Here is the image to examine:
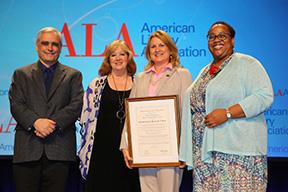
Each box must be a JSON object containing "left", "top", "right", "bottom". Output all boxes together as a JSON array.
[{"left": 125, "top": 95, "right": 180, "bottom": 167}]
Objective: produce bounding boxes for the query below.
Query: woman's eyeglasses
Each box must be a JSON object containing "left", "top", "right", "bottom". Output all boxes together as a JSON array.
[{"left": 207, "top": 32, "right": 231, "bottom": 42}]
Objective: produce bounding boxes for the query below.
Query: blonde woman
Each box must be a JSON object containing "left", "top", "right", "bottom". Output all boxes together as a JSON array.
[
  {"left": 79, "top": 40, "right": 140, "bottom": 192},
  {"left": 120, "top": 30, "right": 192, "bottom": 192}
]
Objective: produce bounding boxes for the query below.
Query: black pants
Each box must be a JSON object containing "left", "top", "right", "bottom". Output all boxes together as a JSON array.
[{"left": 13, "top": 155, "right": 71, "bottom": 192}]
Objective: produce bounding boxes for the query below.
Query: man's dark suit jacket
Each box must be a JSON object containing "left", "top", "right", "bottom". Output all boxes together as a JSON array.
[{"left": 9, "top": 62, "right": 84, "bottom": 163}]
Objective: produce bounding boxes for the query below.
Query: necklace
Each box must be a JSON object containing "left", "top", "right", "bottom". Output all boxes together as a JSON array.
[{"left": 111, "top": 74, "right": 128, "bottom": 124}]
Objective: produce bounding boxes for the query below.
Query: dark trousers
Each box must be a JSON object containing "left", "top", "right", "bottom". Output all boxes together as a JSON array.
[{"left": 13, "top": 155, "right": 71, "bottom": 192}]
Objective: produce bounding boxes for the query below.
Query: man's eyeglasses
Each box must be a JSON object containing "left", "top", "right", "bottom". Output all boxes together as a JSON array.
[
  {"left": 40, "top": 41, "right": 61, "bottom": 47},
  {"left": 207, "top": 32, "right": 231, "bottom": 42}
]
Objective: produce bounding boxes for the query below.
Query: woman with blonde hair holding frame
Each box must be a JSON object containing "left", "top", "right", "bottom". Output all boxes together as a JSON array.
[{"left": 120, "top": 30, "right": 192, "bottom": 192}]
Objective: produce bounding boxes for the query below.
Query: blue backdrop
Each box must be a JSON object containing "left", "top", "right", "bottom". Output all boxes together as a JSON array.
[{"left": 0, "top": 0, "right": 287, "bottom": 157}]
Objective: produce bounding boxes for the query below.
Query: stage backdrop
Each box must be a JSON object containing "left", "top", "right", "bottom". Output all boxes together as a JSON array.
[{"left": 0, "top": 0, "right": 287, "bottom": 157}]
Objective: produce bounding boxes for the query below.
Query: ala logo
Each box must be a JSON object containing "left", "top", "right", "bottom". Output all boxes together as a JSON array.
[
  {"left": 274, "top": 88, "right": 288, "bottom": 97},
  {"left": 61, "top": 22, "right": 137, "bottom": 57},
  {"left": 0, "top": 116, "right": 16, "bottom": 134}
]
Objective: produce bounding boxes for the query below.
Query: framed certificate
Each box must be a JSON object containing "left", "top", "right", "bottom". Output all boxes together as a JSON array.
[{"left": 125, "top": 95, "right": 180, "bottom": 167}]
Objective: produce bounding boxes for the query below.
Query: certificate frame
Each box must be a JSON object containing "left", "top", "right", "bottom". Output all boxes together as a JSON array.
[{"left": 125, "top": 95, "right": 180, "bottom": 167}]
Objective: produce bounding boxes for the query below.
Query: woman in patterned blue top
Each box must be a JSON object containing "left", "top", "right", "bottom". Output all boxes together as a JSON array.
[{"left": 180, "top": 21, "right": 273, "bottom": 191}]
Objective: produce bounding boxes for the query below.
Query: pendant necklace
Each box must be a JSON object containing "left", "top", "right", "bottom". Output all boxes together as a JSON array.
[{"left": 111, "top": 74, "right": 128, "bottom": 124}]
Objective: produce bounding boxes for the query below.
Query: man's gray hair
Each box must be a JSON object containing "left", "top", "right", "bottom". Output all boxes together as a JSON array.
[{"left": 36, "top": 27, "right": 62, "bottom": 44}]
